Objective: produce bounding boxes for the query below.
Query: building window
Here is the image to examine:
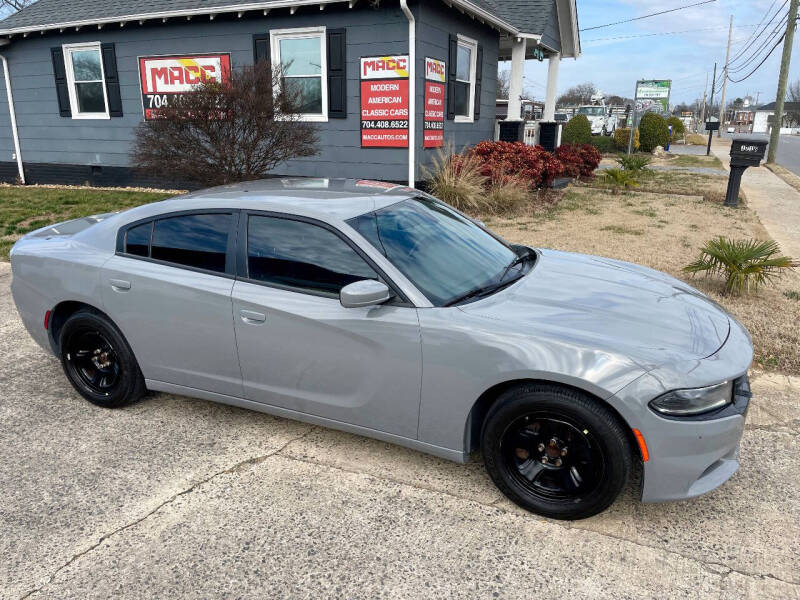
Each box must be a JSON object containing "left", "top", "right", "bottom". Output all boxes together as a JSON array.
[
  {"left": 455, "top": 35, "right": 477, "bottom": 122},
  {"left": 63, "top": 43, "right": 109, "bottom": 119},
  {"left": 271, "top": 27, "right": 327, "bottom": 122}
]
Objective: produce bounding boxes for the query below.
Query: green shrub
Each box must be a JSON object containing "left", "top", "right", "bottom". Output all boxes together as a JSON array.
[
  {"left": 614, "top": 127, "right": 639, "bottom": 151},
  {"left": 667, "top": 116, "right": 685, "bottom": 140},
  {"left": 615, "top": 154, "right": 651, "bottom": 172},
  {"left": 589, "top": 135, "right": 615, "bottom": 153},
  {"left": 598, "top": 168, "right": 639, "bottom": 193},
  {"left": 638, "top": 113, "right": 669, "bottom": 153},
  {"left": 563, "top": 114, "right": 592, "bottom": 145},
  {"left": 683, "top": 237, "right": 796, "bottom": 295}
]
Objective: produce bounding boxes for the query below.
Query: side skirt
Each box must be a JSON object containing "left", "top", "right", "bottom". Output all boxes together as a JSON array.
[{"left": 145, "top": 379, "right": 470, "bottom": 464}]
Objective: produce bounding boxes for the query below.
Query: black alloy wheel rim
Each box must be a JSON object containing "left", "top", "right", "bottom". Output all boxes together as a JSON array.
[
  {"left": 65, "top": 330, "right": 121, "bottom": 395},
  {"left": 500, "top": 412, "right": 605, "bottom": 502}
]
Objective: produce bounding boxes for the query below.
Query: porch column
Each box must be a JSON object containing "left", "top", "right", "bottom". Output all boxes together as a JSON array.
[
  {"left": 543, "top": 52, "right": 561, "bottom": 121},
  {"left": 506, "top": 37, "right": 527, "bottom": 120}
]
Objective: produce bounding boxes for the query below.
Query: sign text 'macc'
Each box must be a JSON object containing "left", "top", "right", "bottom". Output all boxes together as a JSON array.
[{"left": 360, "top": 55, "right": 409, "bottom": 80}]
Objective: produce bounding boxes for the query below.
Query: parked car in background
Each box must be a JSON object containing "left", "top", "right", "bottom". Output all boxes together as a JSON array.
[{"left": 10, "top": 179, "right": 753, "bottom": 520}]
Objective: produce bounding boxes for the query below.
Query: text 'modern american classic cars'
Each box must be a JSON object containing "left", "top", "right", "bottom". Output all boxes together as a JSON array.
[{"left": 10, "top": 179, "right": 753, "bottom": 520}]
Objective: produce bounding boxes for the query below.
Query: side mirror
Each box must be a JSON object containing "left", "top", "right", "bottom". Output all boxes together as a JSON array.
[{"left": 340, "top": 280, "right": 392, "bottom": 308}]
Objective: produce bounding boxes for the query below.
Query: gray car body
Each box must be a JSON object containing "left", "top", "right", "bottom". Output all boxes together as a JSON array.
[{"left": 10, "top": 179, "right": 753, "bottom": 503}]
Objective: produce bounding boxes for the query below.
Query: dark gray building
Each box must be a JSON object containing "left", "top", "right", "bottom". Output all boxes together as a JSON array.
[{"left": 0, "top": 0, "right": 580, "bottom": 187}]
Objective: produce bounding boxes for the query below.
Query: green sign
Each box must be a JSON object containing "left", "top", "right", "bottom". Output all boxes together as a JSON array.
[
  {"left": 531, "top": 47, "right": 544, "bottom": 62},
  {"left": 634, "top": 80, "right": 671, "bottom": 114}
]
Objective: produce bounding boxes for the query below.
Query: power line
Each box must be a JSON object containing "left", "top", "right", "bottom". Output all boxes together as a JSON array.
[
  {"left": 727, "top": 0, "right": 787, "bottom": 67},
  {"left": 728, "top": 31, "right": 786, "bottom": 82},
  {"left": 727, "top": 12, "right": 788, "bottom": 75},
  {"left": 580, "top": 0, "right": 717, "bottom": 32},
  {"left": 583, "top": 24, "right": 758, "bottom": 43}
]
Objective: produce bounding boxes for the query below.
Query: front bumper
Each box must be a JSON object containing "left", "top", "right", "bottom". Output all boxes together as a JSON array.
[{"left": 606, "top": 316, "right": 753, "bottom": 502}]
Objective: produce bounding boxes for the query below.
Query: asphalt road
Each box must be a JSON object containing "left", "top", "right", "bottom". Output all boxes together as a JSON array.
[
  {"left": 1, "top": 261, "right": 799, "bottom": 599},
  {"left": 719, "top": 132, "right": 800, "bottom": 176}
]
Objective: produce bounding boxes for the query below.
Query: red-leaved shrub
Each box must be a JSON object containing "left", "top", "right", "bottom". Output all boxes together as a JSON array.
[
  {"left": 469, "top": 141, "right": 565, "bottom": 188},
  {"left": 555, "top": 144, "right": 602, "bottom": 178}
]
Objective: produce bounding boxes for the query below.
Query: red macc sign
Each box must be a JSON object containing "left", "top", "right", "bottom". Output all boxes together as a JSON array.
[
  {"left": 138, "top": 53, "right": 231, "bottom": 119},
  {"left": 360, "top": 55, "right": 409, "bottom": 148},
  {"left": 423, "top": 58, "right": 446, "bottom": 148}
]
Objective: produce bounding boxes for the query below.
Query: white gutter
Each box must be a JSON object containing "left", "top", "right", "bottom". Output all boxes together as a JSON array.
[
  {"left": 399, "top": 0, "right": 415, "bottom": 188},
  {"left": 0, "top": 53, "right": 24, "bottom": 184}
]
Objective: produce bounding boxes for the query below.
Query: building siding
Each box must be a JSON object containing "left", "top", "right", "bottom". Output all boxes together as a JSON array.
[{"left": 0, "top": 0, "right": 501, "bottom": 186}]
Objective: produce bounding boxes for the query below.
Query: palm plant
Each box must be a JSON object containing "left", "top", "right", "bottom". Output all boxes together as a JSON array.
[
  {"left": 683, "top": 237, "right": 796, "bottom": 295},
  {"left": 615, "top": 154, "right": 651, "bottom": 173},
  {"left": 598, "top": 168, "right": 639, "bottom": 194}
]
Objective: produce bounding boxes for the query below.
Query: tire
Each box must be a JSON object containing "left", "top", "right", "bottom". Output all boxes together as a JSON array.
[
  {"left": 59, "top": 309, "right": 146, "bottom": 408},
  {"left": 481, "top": 383, "right": 632, "bottom": 520}
]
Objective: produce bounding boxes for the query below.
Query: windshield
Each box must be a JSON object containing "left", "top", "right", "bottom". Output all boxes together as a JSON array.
[
  {"left": 348, "top": 197, "right": 529, "bottom": 306},
  {"left": 578, "top": 106, "right": 604, "bottom": 116}
]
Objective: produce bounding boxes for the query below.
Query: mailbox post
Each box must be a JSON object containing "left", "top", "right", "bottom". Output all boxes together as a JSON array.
[
  {"left": 725, "top": 139, "right": 768, "bottom": 207},
  {"left": 705, "top": 120, "right": 720, "bottom": 156}
]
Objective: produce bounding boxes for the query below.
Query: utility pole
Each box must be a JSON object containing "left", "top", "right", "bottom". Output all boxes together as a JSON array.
[
  {"left": 700, "top": 71, "right": 709, "bottom": 125},
  {"left": 707, "top": 62, "right": 717, "bottom": 156},
  {"left": 717, "top": 14, "right": 733, "bottom": 137},
  {"left": 768, "top": 0, "right": 799, "bottom": 164}
]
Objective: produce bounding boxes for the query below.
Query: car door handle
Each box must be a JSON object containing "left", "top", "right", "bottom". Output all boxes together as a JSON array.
[
  {"left": 109, "top": 279, "right": 131, "bottom": 291},
  {"left": 240, "top": 310, "right": 266, "bottom": 324}
]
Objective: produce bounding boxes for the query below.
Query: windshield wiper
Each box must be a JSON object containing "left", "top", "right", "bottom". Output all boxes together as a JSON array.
[
  {"left": 499, "top": 247, "right": 536, "bottom": 282},
  {"left": 445, "top": 248, "right": 535, "bottom": 307}
]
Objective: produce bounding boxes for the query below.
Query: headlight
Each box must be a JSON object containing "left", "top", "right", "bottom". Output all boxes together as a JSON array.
[{"left": 649, "top": 381, "right": 733, "bottom": 416}]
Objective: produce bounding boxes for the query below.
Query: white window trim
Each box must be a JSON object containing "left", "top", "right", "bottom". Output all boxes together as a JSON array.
[
  {"left": 62, "top": 42, "right": 110, "bottom": 120},
  {"left": 270, "top": 26, "right": 328, "bottom": 123},
  {"left": 455, "top": 34, "right": 477, "bottom": 123}
]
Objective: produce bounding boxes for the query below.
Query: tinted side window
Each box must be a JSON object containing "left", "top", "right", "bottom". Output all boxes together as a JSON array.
[
  {"left": 247, "top": 215, "right": 377, "bottom": 294},
  {"left": 125, "top": 221, "right": 152, "bottom": 257},
  {"left": 151, "top": 213, "right": 231, "bottom": 273}
]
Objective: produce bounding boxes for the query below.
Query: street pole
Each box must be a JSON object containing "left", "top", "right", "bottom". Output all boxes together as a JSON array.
[
  {"left": 767, "top": 0, "right": 799, "bottom": 164},
  {"left": 707, "top": 62, "right": 717, "bottom": 156},
  {"left": 700, "top": 71, "right": 708, "bottom": 127},
  {"left": 717, "top": 14, "right": 733, "bottom": 137}
]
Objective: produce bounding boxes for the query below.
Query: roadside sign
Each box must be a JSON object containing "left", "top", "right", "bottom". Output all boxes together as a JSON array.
[
  {"left": 423, "top": 57, "right": 445, "bottom": 149},
  {"left": 360, "top": 55, "right": 409, "bottom": 148},
  {"left": 634, "top": 80, "right": 671, "bottom": 114},
  {"left": 138, "top": 53, "right": 231, "bottom": 119}
]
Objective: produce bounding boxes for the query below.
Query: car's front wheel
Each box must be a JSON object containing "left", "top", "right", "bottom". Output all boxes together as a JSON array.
[
  {"left": 482, "top": 383, "right": 632, "bottom": 520},
  {"left": 59, "top": 310, "right": 146, "bottom": 408}
]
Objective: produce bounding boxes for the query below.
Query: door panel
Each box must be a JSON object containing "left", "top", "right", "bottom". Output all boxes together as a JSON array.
[
  {"left": 101, "top": 255, "right": 242, "bottom": 396},
  {"left": 232, "top": 280, "right": 422, "bottom": 438}
]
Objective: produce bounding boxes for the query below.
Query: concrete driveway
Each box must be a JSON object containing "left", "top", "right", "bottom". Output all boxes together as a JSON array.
[{"left": 1, "top": 262, "right": 799, "bottom": 599}]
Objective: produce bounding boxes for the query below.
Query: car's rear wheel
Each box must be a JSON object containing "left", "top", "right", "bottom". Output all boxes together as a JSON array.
[
  {"left": 59, "top": 310, "right": 145, "bottom": 408},
  {"left": 481, "top": 383, "right": 632, "bottom": 520}
]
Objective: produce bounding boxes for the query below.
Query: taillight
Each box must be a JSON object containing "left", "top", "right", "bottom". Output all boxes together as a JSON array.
[{"left": 44, "top": 310, "right": 51, "bottom": 330}]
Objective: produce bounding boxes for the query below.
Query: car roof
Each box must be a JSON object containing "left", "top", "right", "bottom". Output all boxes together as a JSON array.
[{"left": 167, "top": 178, "right": 418, "bottom": 220}]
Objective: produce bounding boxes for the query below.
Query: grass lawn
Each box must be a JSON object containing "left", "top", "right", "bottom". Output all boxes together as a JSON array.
[
  {"left": 480, "top": 186, "right": 800, "bottom": 375},
  {"left": 666, "top": 154, "right": 723, "bottom": 169},
  {"left": 0, "top": 185, "right": 177, "bottom": 260}
]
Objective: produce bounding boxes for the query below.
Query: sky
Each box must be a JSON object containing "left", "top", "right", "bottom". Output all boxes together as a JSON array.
[{"left": 515, "top": 0, "right": 800, "bottom": 108}]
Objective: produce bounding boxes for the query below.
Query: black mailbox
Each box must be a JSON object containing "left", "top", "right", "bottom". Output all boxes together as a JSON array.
[
  {"left": 498, "top": 120, "right": 524, "bottom": 142},
  {"left": 730, "top": 138, "right": 768, "bottom": 167},
  {"left": 724, "top": 138, "right": 769, "bottom": 207},
  {"left": 705, "top": 120, "right": 720, "bottom": 132}
]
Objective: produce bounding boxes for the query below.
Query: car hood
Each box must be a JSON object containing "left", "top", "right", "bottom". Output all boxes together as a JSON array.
[{"left": 459, "top": 249, "right": 730, "bottom": 367}]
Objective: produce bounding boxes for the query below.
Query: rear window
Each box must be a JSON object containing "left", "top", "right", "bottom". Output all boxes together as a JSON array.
[
  {"left": 150, "top": 213, "right": 231, "bottom": 273},
  {"left": 124, "top": 221, "right": 152, "bottom": 257}
]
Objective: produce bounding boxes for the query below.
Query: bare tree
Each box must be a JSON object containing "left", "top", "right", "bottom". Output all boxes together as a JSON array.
[
  {"left": 786, "top": 80, "right": 800, "bottom": 127},
  {"left": 0, "top": 0, "right": 36, "bottom": 14},
  {"left": 132, "top": 62, "right": 318, "bottom": 187},
  {"left": 556, "top": 82, "right": 597, "bottom": 107},
  {"left": 497, "top": 70, "right": 510, "bottom": 100}
]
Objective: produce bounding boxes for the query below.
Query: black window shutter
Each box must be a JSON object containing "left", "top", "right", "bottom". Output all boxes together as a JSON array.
[
  {"left": 446, "top": 34, "right": 457, "bottom": 120},
  {"left": 253, "top": 33, "right": 273, "bottom": 109},
  {"left": 473, "top": 43, "right": 483, "bottom": 120},
  {"left": 100, "top": 43, "right": 123, "bottom": 117},
  {"left": 327, "top": 28, "right": 347, "bottom": 118},
  {"left": 50, "top": 47, "right": 71, "bottom": 117},
  {"left": 253, "top": 32, "right": 270, "bottom": 65}
]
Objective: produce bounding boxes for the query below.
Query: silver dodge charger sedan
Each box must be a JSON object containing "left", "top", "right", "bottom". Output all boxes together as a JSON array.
[{"left": 10, "top": 178, "right": 753, "bottom": 520}]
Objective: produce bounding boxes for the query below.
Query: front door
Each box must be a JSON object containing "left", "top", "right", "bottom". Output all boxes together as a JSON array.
[{"left": 231, "top": 213, "right": 422, "bottom": 438}]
